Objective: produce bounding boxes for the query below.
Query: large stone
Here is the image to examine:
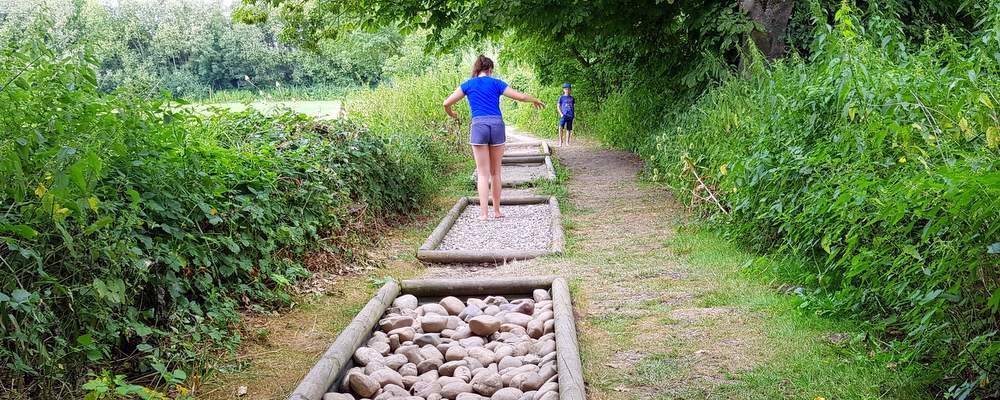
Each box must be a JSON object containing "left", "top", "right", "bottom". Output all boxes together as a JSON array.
[
  {"left": 467, "top": 298, "right": 487, "bottom": 309},
  {"left": 368, "top": 331, "right": 388, "bottom": 346},
  {"left": 526, "top": 320, "right": 544, "bottom": 339},
  {"left": 484, "top": 296, "right": 508, "bottom": 306},
  {"left": 457, "top": 394, "right": 489, "bottom": 400},
  {"left": 388, "top": 327, "right": 416, "bottom": 342},
  {"left": 380, "top": 316, "right": 414, "bottom": 332},
  {"left": 377, "top": 383, "right": 408, "bottom": 397},
  {"left": 469, "top": 315, "right": 502, "bottom": 336},
  {"left": 383, "top": 354, "right": 408, "bottom": 370},
  {"left": 533, "top": 382, "right": 558, "bottom": 400},
  {"left": 532, "top": 340, "right": 555, "bottom": 356},
  {"left": 447, "top": 316, "right": 463, "bottom": 330},
  {"left": 470, "top": 369, "right": 502, "bottom": 396},
  {"left": 364, "top": 361, "right": 388, "bottom": 374},
  {"left": 509, "top": 299, "right": 534, "bottom": 315},
  {"left": 535, "top": 391, "right": 558, "bottom": 400},
  {"left": 439, "top": 360, "right": 468, "bottom": 376},
  {"left": 483, "top": 305, "right": 500, "bottom": 315},
  {"left": 502, "top": 313, "right": 532, "bottom": 328},
  {"left": 348, "top": 373, "right": 379, "bottom": 398},
  {"left": 322, "top": 393, "right": 355, "bottom": 400},
  {"left": 512, "top": 372, "right": 544, "bottom": 392},
  {"left": 412, "top": 381, "right": 442, "bottom": 398},
  {"left": 415, "top": 333, "right": 441, "bottom": 347},
  {"left": 446, "top": 346, "right": 469, "bottom": 361},
  {"left": 422, "top": 315, "right": 449, "bottom": 333},
  {"left": 353, "top": 347, "right": 383, "bottom": 366},
  {"left": 490, "top": 387, "right": 523, "bottom": 400},
  {"left": 534, "top": 311, "right": 553, "bottom": 322},
  {"left": 422, "top": 303, "right": 450, "bottom": 316},
  {"left": 459, "top": 304, "right": 483, "bottom": 321},
  {"left": 441, "top": 382, "right": 473, "bottom": 400},
  {"left": 440, "top": 296, "right": 466, "bottom": 315},
  {"left": 399, "top": 362, "right": 419, "bottom": 377},
  {"left": 369, "top": 341, "right": 390, "bottom": 356},
  {"left": 418, "top": 358, "right": 444, "bottom": 374},
  {"left": 532, "top": 289, "right": 550, "bottom": 302},
  {"left": 497, "top": 356, "right": 522, "bottom": 371},
  {"left": 394, "top": 294, "right": 419, "bottom": 310},
  {"left": 454, "top": 365, "right": 472, "bottom": 382},
  {"left": 370, "top": 368, "right": 404, "bottom": 387},
  {"left": 493, "top": 344, "right": 514, "bottom": 360},
  {"left": 459, "top": 336, "right": 486, "bottom": 348},
  {"left": 420, "top": 344, "right": 445, "bottom": 361},
  {"left": 451, "top": 326, "right": 473, "bottom": 340},
  {"left": 466, "top": 347, "right": 495, "bottom": 366}
]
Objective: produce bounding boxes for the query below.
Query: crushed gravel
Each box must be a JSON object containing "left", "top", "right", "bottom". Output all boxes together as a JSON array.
[
  {"left": 438, "top": 204, "right": 552, "bottom": 251},
  {"left": 476, "top": 163, "right": 551, "bottom": 184}
]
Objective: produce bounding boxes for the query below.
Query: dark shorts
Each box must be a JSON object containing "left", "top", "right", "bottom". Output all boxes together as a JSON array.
[
  {"left": 559, "top": 116, "right": 574, "bottom": 131},
  {"left": 470, "top": 116, "right": 505, "bottom": 146}
]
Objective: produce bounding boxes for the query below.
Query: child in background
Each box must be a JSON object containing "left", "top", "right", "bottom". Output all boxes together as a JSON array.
[{"left": 558, "top": 83, "right": 575, "bottom": 146}]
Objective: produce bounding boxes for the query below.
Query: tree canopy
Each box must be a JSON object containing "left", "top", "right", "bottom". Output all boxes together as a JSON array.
[{"left": 241, "top": 0, "right": 994, "bottom": 94}]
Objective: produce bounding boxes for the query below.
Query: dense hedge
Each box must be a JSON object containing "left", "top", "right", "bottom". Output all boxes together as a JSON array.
[
  {"left": 590, "top": 7, "right": 1000, "bottom": 397},
  {"left": 0, "top": 32, "right": 453, "bottom": 397}
]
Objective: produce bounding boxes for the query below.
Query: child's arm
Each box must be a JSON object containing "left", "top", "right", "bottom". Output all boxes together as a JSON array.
[
  {"left": 442, "top": 86, "right": 465, "bottom": 120},
  {"left": 502, "top": 87, "right": 545, "bottom": 109}
]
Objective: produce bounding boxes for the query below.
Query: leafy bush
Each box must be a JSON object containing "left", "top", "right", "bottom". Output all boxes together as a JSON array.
[
  {"left": 592, "top": 5, "right": 1000, "bottom": 397},
  {"left": 499, "top": 65, "right": 565, "bottom": 139},
  {"left": 0, "top": 29, "right": 453, "bottom": 397}
]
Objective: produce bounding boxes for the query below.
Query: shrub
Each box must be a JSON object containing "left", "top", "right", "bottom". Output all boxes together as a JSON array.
[
  {"left": 0, "top": 30, "right": 453, "bottom": 397},
  {"left": 593, "top": 5, "right": 1000, "bottom": 397}
]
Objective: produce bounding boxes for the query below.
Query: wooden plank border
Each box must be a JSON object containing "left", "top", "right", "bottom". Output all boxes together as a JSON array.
[
  {"left": 552, "top": 277, "right": 585, "bottom": 400},
  {"left": 287, "top": 280, "right": 400, "bottom": 400},
  {"left": 288, "top": 277, "right": 586, "bottom": 400},
  {"left": 472, "top": 155, "right": 557, "bottom": 188},
  {"left": 415, "top": 196, "right": 564, "bottom": 263}
]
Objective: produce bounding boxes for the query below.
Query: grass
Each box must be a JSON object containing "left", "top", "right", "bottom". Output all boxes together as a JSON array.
[{"left": 626, "top": 225, "right": 928, "bottom": 399}]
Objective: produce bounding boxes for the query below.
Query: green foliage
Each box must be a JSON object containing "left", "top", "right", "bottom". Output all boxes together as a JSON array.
[
  {"left": 0, "top": 25, "right": 453, "bottom": 397},
  {"left": 0, "top": 0, "right": 412, "bottom": 98},
  {"left": 499, "top": 65, "right": 568, "bottom": 140},
  {"left": 592, "top": 4, "right": 1000, "bottom": 397},
  {"left": 242, "top": 0, "right": 754, "bottom": 95}
]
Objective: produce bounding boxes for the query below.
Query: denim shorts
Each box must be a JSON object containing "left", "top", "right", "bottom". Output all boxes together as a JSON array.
[
  {"left": 470, "top": 116, "right": 506, "bottom": 146},
  {"left": 559, "top": 116, "right": 574, "bottom": 131}
]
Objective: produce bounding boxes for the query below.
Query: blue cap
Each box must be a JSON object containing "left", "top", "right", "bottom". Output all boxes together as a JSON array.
[{"left": 563, "top": 83, "right": 572, "bottom": 88}]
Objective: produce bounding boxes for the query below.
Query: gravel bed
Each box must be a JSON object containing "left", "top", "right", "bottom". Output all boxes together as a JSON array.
[
  {"left": 504, "top": 147, "right": 543, "bottom": 156},
  {"left": 476, "top": 164, "right": 549, "bottom": 184},
  {"left": 437, "top": 205, "right": 552, "bottom": 251},
  {"left": 326, "top": 291, "right": 559, "bottom": 400}
]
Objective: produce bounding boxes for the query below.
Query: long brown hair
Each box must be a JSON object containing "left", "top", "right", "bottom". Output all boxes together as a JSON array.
[{"left": 471, "top": 55, "right": 494, "bottom": 77}]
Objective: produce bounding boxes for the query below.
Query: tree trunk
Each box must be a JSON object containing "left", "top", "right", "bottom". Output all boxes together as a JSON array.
[{"left": 739, "top": 0, "right": 795, "bottom": 60}]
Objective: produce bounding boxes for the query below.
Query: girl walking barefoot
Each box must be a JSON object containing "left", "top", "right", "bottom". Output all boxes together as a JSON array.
[{"left": 443, "top": 55, "right": 545, "bottom": 220}]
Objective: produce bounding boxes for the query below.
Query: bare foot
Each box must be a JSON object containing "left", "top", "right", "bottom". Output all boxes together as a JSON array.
[
  {"left": 480, "top": 213, "right": 489, "bottom": 221},
  {"left": 493, "top": 209, "right": 505, "bottom": 219}
]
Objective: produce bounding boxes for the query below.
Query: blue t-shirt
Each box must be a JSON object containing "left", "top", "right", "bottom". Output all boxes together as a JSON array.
[
  {"left": 460, "top": 76, "right": 508, "bottom": 117},
  {"left": 558, "top": 95, "right": 575, "bottom": 118}
]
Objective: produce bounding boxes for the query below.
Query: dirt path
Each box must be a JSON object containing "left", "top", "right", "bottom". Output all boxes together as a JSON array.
[{"left": 425, "top": 135, "right": 772, "bottom": 399}]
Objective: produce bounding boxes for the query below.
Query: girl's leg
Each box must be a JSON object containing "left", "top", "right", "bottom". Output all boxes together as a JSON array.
[
  {"left": 488, "top": 143, "right": 504, "bottom": 217},
  {"left": 472, "top": 144, "right": 492, "bottom": 220}
]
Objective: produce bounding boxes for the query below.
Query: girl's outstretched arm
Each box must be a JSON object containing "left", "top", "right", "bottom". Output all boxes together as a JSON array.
[
  {"left": 443, "top": 87, "right": 465, "bottom": 120},
  {"left": 502, "top": 87, "right": 545, "bottom": 109}
]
